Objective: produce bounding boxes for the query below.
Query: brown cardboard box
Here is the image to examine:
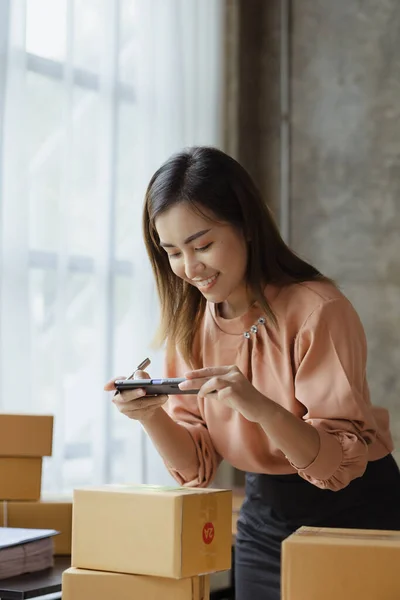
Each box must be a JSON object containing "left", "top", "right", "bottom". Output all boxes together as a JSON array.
[
  {"left": 0, "top": 497, "right": 72, "bottom": 555},
  {"left": 72, "top": 484, "right": 232, "bottom": 578},
  {"left": 62, "top": 567, "right": 210, "bottom": 600},
  {"left": 0, "top": 414, "right": 53, "bottom": 457},
  {"left": 0, "top": 458, "right": 42, "bottom": 500},
  {"left": 282, "top": 526, "right": 400, "bottom": 600}
]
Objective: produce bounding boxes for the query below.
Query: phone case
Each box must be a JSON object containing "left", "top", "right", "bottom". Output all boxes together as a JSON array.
[{"left": 114, "top": 378, "right": 199, "bottom": 395}]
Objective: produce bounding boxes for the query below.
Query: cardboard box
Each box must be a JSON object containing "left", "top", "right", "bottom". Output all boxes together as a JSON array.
[
  {"left": 0, "top": 457, "right": 42, "bottom": 500},
  {"left": 282, "top": 526, "right": 400, "bottom": 600},
  {"left": 62, "top": 567, "right": 210, "bottom": 600},
  {"left": 72, "top": 484, "right": 232, "bottom": 578},
  {"left": 0, "top": 414, "right": 53, "bottom": 457},
  {"left": 0, "top": 497, "right": 72, "bottom": 555}
]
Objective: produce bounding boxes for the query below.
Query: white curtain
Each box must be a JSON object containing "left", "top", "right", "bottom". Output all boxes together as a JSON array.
[{"left": 0, "top": 0, "right": 225, "bottom": 493}]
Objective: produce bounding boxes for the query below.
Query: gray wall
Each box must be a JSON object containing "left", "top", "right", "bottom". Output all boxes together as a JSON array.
[
  {"left": 290, "top": 1, "right": 400, "bottom": 462},
  {"left": 229, "top": 0, "right": 400, "bottom": 476}
]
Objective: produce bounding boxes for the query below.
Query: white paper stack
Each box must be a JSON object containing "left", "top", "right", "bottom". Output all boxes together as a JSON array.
[{"left": 0, "top": 527, "right": 58, "bottom": 579}]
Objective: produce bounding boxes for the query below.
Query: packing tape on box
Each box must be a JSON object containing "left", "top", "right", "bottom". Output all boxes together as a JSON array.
[
  {"left": 199, "top": 493, "right": 219, "bottom": 571},
  {"left": 200, "top": 576, "right": 206, "bottom": 600},
  {"left": 109, "top": 484, "right": 198, "bottom": 494},
  {"left": 2, "top": 501, "right": 8, "bottom": 527},
  {"left": 194, "top": 575, "right": 207, "bottom": 600},
  {"left": 297, "top": 527, "right": 400, "bottom": 542}
]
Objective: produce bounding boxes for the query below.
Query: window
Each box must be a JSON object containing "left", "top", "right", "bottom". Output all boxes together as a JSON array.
[
  {"left": 0, "top": 0, "right": 224, "bottom": 492},
  {"left": 26, "top": 0, "right": 144, "bottom": 492}
]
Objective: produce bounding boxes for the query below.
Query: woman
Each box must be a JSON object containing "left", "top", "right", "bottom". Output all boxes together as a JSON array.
[{"left": 105, "top": 146, "right": 400, "bottom": 600}]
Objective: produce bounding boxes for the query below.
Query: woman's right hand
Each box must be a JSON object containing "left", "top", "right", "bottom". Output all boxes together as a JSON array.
[{"left": 104, "top": 370, "right": 168, "bottom": 422}]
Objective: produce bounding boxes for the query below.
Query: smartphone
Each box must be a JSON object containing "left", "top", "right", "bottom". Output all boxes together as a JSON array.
[{"left": 114, "top": 378, "right": 199, "bottom": 396}]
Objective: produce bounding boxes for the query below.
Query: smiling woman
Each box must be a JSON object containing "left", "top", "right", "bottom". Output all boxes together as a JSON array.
[
  {"left": 156, "top": 204, "right": 249, "bottom": 318},
  {"left": 105, "top": 145, "right": 400, "bottom": 600},
  {"left": 142, "top": 146, "right": 327, "bottom": 363}
]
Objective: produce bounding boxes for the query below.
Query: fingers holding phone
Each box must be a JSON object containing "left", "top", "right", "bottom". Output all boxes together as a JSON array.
[
  {"left": 103, "top": 357, "right": 151, "bottom": 391},
  {"left": 109, "top": 367, "right": 168, "bottom": 423},
  {"left": 103, "top": 368, "right": 152, "bottom": 392},
  {"left": 113, "top": 390, "right": 168, "bottom": 422},
  {"left": 103, "top": 376, "right": 126, "bottom": 392},
  {"left": 133, "top": 368, "right": 150, "bottom": 381}
]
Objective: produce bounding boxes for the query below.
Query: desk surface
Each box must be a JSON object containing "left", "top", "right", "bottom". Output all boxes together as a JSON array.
[{"left": 0, "top": 557, "right": 70, "bottom": 600}]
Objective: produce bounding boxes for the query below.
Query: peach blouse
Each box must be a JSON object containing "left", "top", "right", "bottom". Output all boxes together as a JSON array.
[{"left": 164, "top": 281, "right": 394, "bottom": 491}]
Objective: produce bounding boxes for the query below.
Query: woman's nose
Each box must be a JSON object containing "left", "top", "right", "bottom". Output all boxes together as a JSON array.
[{"left": 184, "top": 256, "right": 205, "bottom": 280}]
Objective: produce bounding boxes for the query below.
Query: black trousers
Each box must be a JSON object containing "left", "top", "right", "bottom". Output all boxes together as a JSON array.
[{"left": 234, "top": 454, "right": 400, "bottom": 600}]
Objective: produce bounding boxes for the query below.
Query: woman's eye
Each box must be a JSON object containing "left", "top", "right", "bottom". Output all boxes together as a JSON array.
[
  {"left": 196, "top": 243, "right": 213, "bottom": 252},
  {"left": 167, "top": 243, "right": 212, "bottom": 259}
]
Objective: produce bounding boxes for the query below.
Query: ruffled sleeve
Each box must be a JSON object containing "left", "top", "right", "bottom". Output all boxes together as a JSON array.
[
  {"left": 293, "top": 297, "right": 378, "bottom": 491},
  {"left": 162, "top": 347, "right": 221, "bottom": 487}
]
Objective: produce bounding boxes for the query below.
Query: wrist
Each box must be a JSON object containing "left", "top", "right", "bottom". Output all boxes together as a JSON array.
[
  {"left": 257, "top": 396, "right": 281, "bottom": 427},
  {"left": 139, "top": 406, "right": 163, "bottom": 426}
]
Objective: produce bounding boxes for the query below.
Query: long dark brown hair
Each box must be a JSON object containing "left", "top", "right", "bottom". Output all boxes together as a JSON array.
[{"left": 143, "top": 146, "right": 331, "bottom": 365}]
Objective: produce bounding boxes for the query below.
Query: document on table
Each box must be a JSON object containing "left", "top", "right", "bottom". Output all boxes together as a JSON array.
[
  {"left": 0, "top": 527, "right": 58, "bottom": 549},
  {"left": 0, "top": 528, "right": 59, "bottom": 580}
]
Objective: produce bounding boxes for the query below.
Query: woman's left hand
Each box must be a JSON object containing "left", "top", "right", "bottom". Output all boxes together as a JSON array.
[{"left": 179, "top": 365, "right": 270, "bottom": 423}]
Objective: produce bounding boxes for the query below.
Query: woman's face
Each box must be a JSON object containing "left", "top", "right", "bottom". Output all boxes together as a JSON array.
[{"left": 155, "top": 202, "right": 250, "bottom": 318}]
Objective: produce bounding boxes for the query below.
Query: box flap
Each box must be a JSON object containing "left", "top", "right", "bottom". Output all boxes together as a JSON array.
[
  {"left": 287, "top": 526, "right": 400, "bottom": 547},
  {"left": 73, "top": 483, "right": 228, "bottom": 497}
]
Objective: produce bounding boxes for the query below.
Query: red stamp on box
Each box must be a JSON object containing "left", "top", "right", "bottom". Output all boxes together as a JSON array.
[{"left": 202, "top": 522, "right": 215, "bottom": 544}]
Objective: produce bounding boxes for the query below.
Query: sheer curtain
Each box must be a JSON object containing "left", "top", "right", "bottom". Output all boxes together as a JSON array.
[{"left": 0, "top": 0, "right": 225, "bottom": 492}]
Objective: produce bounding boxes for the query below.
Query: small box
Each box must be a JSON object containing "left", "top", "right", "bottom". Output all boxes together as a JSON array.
[
  {"left": 62, "top": 568, "right": 210, "bottom": 600},
  {"left": 0, "top": 414, "right": 53, "bottom": 457},
  {"left": 72, "top": 484, "right": 232, "bottom": 578},
  {"left": 282, "top": 526, "right": 400, "bottom": 600},
  {"left": 0, "top": 458, "right": 42, "bottom": 500},
  {"left": 0, "top": 497, "right": 72, "bottom": 555}
]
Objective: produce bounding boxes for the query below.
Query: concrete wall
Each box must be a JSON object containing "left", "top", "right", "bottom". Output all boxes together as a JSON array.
[
  {"left": 290, "top": 0, "right": 400, "bottom": 462},
  {"left": 228, "top": 0, "right": 400, "bottom": 482}
]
